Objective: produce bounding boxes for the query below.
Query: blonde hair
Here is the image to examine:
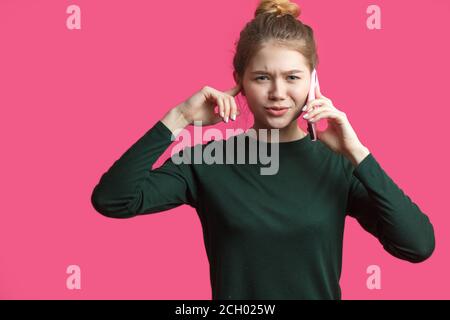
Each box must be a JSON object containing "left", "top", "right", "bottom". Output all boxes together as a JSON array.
[
  {"left": 255, "top": 0, "right": 301, "bottom": 18},
  {"left": 233, "top": 0, "right": 318, "bottom": 83}
]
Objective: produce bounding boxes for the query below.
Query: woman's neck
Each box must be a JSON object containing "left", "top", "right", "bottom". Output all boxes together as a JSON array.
[{"left": 250, "top": 121, "right": 307, "bottom": 143}]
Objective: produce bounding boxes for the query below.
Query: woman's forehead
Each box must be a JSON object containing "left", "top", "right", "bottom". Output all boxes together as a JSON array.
[{"left": 247, "top": 46, "right": 308, "bottom": 72}]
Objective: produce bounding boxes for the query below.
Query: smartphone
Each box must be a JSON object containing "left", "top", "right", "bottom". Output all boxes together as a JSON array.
[{"left": 306, "top": 69, "right": 319, "bottom": 141}]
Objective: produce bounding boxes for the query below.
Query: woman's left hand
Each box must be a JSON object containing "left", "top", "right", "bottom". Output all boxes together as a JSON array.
[{"left": 302, "top": 85, "right": 370, "bottom": 165}]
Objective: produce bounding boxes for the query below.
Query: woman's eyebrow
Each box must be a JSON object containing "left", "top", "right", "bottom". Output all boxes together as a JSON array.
[{"left": 251, "top": 70, "right": 305, "bottom": 75}]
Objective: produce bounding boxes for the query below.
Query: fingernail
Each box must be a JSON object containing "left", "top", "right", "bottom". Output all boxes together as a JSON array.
[
  {"left": 302, "top": 106, "right": 307, "bottom": 111},
  {"left": 224, "top": 116, "right": 229, "bottom": 123},
  {"left": 220, "top": 111, "right": 224, "bottom": 117},
  {"left": 231, "top": 114, "right": 236, "bottom": 121},
  {"left": 303, "top": 114, "right": 309, "bottom": 119}
]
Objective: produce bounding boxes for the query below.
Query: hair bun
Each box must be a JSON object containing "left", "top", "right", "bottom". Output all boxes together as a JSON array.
[{"left": 255, "top": 0, "right": 301, "bottom": 19}]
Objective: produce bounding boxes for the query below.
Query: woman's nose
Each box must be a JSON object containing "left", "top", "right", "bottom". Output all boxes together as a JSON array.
[{"left": 268, "top": 80, "right": 288, "bottom": 99}]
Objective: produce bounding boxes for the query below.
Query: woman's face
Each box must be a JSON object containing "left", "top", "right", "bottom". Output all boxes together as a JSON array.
[{"left": 239, "top": 43, "right": 311, "bottom": 130}]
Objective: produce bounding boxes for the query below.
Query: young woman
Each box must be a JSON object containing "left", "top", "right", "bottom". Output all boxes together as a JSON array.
[{"left": 91, "top": 0, "right": 435, "bottom": 300}]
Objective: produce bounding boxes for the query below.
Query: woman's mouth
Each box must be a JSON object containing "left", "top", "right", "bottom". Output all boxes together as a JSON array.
[{"left": 265, "top": 107, "right": 290, "bottom": 117}]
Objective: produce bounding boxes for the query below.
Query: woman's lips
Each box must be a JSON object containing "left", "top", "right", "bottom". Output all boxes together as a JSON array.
[{"left": 265, "top": 107, "right": 290, "bottom": 117}]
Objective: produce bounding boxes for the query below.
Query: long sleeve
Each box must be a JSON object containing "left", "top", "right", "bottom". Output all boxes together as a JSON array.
[
  {"left": 91, "top": 121, "right": 198, "bottom": 218},
  {"left": 344, "top": 153, "right": 435, "bottom": 263}
]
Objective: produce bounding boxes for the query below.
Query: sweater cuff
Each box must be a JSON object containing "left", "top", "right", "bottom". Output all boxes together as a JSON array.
[
  {"left": 154, "top": 120, "right": 174, "bottom": 137},
  {"left": 352, "top": 153, "right": 381, "bottom": 183}
]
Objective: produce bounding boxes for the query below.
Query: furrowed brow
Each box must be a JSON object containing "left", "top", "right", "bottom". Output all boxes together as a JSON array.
[{"left": 251, "top": 70, "right": 305, "bottom": 75}]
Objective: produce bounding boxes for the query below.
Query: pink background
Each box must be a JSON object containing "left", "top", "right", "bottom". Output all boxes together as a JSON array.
[{"left": 0, "top": 0, "right": 449, "bottom": 299}]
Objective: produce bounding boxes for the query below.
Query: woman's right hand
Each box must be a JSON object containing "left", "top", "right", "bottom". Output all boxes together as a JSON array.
[{"left": 177, "top": 84, "right": 242, "bottom": 127}]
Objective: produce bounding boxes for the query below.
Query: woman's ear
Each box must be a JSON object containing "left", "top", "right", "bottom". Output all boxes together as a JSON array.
[{"left": 233, "top": 71, "right": 246, "bottom": 96}]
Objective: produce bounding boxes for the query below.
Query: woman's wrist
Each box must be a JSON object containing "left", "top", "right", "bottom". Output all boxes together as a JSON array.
[
  {"left": 344, "top": 145, "right": 371, "bottom": 167},
  {"left": 161, "top": 104, "right": 191, "bottom": 136}
]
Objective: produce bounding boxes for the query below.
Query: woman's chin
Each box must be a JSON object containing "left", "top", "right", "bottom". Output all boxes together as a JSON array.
[{"left": 263, "top": 117, "right": 292, "bottom": 130}]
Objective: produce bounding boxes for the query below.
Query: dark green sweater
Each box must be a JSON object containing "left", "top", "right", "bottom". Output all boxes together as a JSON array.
[{"left": 91, "top": 120, "right": 435, "bottom": 300}]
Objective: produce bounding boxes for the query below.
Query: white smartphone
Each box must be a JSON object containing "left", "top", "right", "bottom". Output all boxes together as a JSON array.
[{"left": 306, "top": 69, "right": 319, "bottom": 141}]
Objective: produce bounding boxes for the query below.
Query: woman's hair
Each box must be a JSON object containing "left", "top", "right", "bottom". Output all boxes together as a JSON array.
[
  {"left": 231, "top": 0, "right": 319, "bottom": 131},
  {"left": 233, "top": 0, "right": 319, "bottom": 84}
]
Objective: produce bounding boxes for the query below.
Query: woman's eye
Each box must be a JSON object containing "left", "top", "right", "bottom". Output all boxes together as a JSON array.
[{"left": 255, "top": 76, "right": 300, "bottom": 81}]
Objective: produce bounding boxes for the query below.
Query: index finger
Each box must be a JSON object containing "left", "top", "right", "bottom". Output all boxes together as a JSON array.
[{"left": 225, "top": 83, "right": 242, "bottom": 97}]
